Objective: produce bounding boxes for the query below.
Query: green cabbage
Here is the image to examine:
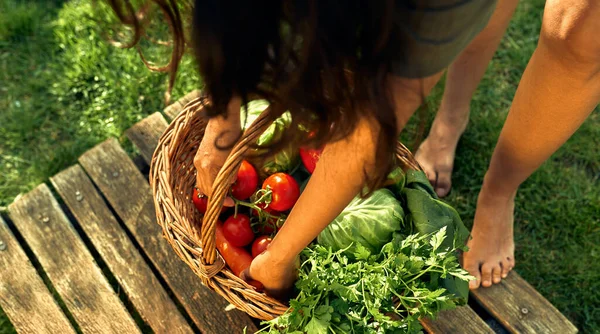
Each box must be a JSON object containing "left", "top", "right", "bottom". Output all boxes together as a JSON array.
[
  {"left": 240, "top": 100, "right": 300, "bottom": 175},
  {"left": 317, "top": 189, "right": 404, "bottom": 255}
]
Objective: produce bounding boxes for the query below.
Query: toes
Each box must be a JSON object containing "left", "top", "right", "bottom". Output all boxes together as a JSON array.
[
  {"left": 464, "top": 262, "right": 482, "bottom": 290},
  {"left": 501, "top": 257, "right": 515, "bottom": 278},
  {"left": 435, "top": 171, "right": 452, "bottom": 198},
  {"left": 480, "top": 263, "right": 496, "bottom": 288},
  {"left": 500, "top": 258, "right": 514, "bottom": 278},
  {"left": 492, "top": 264, "right": 503, "bottom": 284}
]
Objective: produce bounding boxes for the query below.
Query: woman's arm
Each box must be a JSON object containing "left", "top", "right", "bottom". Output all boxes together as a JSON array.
[
  {"left": 243, "top": 73, "right": 445, "bottom": 296},
  {"left": 244, "top": 115, "right": 380, "bottom": 295}
]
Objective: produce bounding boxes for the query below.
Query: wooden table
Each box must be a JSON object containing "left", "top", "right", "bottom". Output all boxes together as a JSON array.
[{"left": 0, "top": 91, "right": 579, "bottom": 333}]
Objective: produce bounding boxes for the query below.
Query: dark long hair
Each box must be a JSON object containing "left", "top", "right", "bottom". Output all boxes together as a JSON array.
[{"left": 107, "top": 0, "right": 409, "bottom": 192}]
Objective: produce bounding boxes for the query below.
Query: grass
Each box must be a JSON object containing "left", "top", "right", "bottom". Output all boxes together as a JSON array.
[
  {"left": 0, "top": 0, "right": 598, "bottom": 332},
  {"left": 416, "top": 0, "right": 600, "bottom": 331},
  {"left": 0, "top": 0, "right": 200, "bottom": 209}
]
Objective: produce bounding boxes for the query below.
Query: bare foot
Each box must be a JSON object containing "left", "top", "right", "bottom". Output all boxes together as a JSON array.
[
  {"left": 415, "top": 108, "right": 469, "bottom": 197},
  {"left": 463, "top": 189, "right": 516, "bottom": 289}
]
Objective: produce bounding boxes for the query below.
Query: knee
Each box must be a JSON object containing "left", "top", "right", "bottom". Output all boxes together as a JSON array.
[{"left": 539, "top": 0, "right": 600, "bottom": 66}]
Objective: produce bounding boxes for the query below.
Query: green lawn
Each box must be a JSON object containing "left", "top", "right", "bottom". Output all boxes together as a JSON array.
[{"left": 1, "top": 0, "right": 598, "bottom": 333}]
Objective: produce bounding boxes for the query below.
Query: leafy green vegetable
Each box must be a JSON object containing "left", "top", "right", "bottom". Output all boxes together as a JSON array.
[
  {"left": 317, "top": 189, "right": 405, "bottom": 255},
  {"left": 241, "top": 100, "right": 300, "bottom": 175},
  {"left": 404, "top": 170, "right": 438, "bottom": 199},
  {"left": 403, "top": 188, "right": 468, "bottom": 250},
  {"left": 402, "top": 170, "right": 471, "bottom": 301},
  {"left": 263, "top": 168, "right": 472, "bottom": 332},
  {"left": 386, "top": 167, "right": 406, "bottom": 198},
  {"left": 260, "top": 228, "right": 473, "bottom": 333}
]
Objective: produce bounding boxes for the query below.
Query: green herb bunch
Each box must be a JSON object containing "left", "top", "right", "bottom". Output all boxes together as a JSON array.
[{"left": 260, "top": 227, "right": 474, "bottom": 334}]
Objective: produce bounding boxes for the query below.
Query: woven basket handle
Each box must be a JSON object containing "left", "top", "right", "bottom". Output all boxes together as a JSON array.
[
  {"left": 200, "top": 105, "right": 278, "bottom": 264},
  {"left": 199, "top": 104, "right": 422, "bottom": 264}
]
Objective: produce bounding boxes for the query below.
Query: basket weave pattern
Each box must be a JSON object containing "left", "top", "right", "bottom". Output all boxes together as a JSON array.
[{"left": 149, "top": 95, "right": 422, "bottom": 320}]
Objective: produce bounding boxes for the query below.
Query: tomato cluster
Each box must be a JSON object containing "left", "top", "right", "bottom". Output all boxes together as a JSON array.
[
  {"left": 192, "top": 146, "right": 323, "bottom": 290},
  {"left": 191, "top": 160, "right": 304, "bottom": 288}
]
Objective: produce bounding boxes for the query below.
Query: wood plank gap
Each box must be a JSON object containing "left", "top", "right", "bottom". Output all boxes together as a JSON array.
[
  {"left": 0, "top": 211, "right": 83, "bottom": 334},
  {"left": 468, "top": 295, "right": 510, "bottom": 334},
  {"left": 79, "top": 138, "right": 257, "bottom": 334},
  {"left": 421, "top": 305, "right": 495, "bottom": 334},
  {"left": 47, "top": 182, "right": 156, "bottom": 334},
  {"left": 0, "top": 214, "right": 76, "bottom": 334},
  {"left": 471, "top": 272, "right": 578, "bottom": 334},
  {"left": 51, "top": 165, "right": 195, "bottom": 334},
  {"left": 8, "top": 184, "right": 141, "bottom": 334},
  {"left": 60, "top": 168, "right": 202, "bottom": 333}
]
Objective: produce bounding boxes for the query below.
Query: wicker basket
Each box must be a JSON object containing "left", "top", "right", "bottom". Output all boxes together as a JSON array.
[{"left": 149, "top": 94, "right": 423, "bottom": 320}]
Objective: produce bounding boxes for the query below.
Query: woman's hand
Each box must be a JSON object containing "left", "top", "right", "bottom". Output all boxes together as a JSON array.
[
  {"left": 193, "top": 131, "right": 235, "bottom": 206},
  {"left": 193, "top": 97, "right": 242, "bottom": 206},
  {"left": 242, "top": 249, "right": 299, "bottom": 300}
]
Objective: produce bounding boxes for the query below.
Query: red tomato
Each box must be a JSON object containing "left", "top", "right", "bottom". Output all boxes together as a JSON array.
[
  {"left": 299, "top": 147, "right": 323, "bottom": 174},
  {"left": 192, "top": 187, "right": 208, "bottom": 213},
  {"left": 222, "top": 214, "right": 255, "bottom": 247},
  {"left": 215, "top": 224, "right": 263, "bottom": 291},
  {"left": 262, "top": 173, "right": 300, "bottom": 211},
  {"left": 192, "top": 188, "right": 226, "bottom": 214},
  {"left": 251, "top": 236, "right": 273, "bottom": 258},
  {"left": 231, "top": 160, "right": 259, "bottom": 200}
]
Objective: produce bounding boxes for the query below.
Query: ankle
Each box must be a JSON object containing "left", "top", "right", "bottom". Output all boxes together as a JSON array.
[
  {"left": 480, "top": 172, "right": 519, "bottom": 201},
  {"left": 429, "top": 106, "right": 469, "bottom": 137},
  {"left": 428, "top": 116, "right": 468, "bottom": 143},
  {"left": 437, "top": 102, "right": 470, "bottom": 126},
  {"left": 478, "top": 182, "right": 516, "bottom": 209}
]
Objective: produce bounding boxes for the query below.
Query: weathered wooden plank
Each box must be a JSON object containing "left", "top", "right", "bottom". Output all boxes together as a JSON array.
[
  {"left": 79, "top": 138, "right": 257, "bottom": 334},
  {"left": 471, "top": 272, "right": 578, "bottom": 333},
  {"left": 125, "top": 112, "right": 169, "bottom": 164},
  {"left": 421, "top": 305, "right": 494, "bottom": 334},
  {"left": 164, "top": 90, "right": 201, "bottom": 121},
  {"left": 50, "top": 165, "right": 193, "bottom": 334},
  {"left": 0, "top": 216, "right": 76, "bottom": 334},
  {"left": 8, "top": 184, "right": 141, "bottom": 334}
]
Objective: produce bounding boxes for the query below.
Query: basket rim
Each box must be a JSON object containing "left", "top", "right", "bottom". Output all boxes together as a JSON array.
[{"left": 149, "top": 94, "right": 423, "bottom": 320}]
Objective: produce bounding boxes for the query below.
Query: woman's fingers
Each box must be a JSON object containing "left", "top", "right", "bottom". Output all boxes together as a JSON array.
[
  {"left": 194, "top": 156, "right": 237, "bottom": 207},
  {"left": 240, "top": 267, "right": 291, "bottom": 301}
]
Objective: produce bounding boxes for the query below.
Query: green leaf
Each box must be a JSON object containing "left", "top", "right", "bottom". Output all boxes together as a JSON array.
[
  {"left": 305, "top": 317, "right": 330, "bottom": 334},
  {"left": 331, "top": 299, "right": 350, "bottom": 314},
  {"left": 240, "top": 100, "right": 300, "bottom": 175},
  {"left": 449, "top": 268, "right": 477, "bottom": 282},
  {"left": 442, "top": 276, "right": 469, "bottom": 303},
  {"left": 386, "top": 167, "right": 406, "bottom": 198},
  {"left": 354, "top": 243, "right": 372, "bottom": 261},
  {"left": 405, "top": 170, "right": 438, "bottom": 198},
  {"left": 403, "top": 188, "right": 469, "bottom": 251},
  {"left": 430, "top": 226, "right": 447, "bottom": 251}
]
